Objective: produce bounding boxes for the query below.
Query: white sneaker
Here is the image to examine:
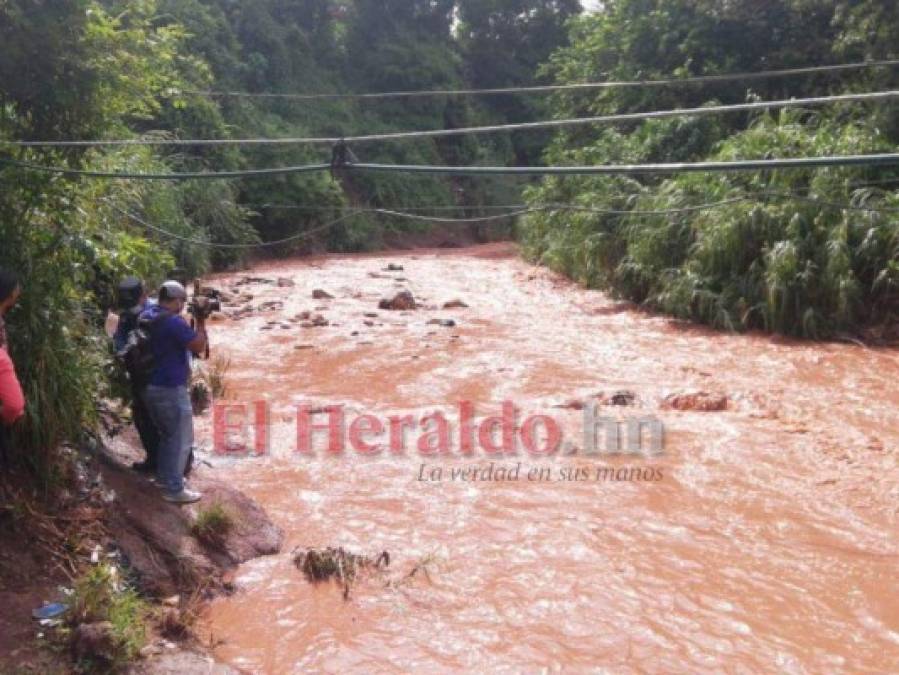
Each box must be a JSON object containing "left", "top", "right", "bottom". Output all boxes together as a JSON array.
[{"left": 162, "top": 489, "right": 202, "bottom": 504}]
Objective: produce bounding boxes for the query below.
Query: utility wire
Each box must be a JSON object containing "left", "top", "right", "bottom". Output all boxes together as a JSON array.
[
  {"left": 106, "top": 191, "right": 899, "bottom": 251},
  {"left": 256, "top": 194, "right": 899, "bottom": 216},
  {"left": 9, "top": 153, "right": 899, "bottom": 180},
  {"left": 177, "top": 59, "right": 899, "bottom": 101},
  {"left": 369, "top": 207, "right": 534, "bottom": 223},
  {"left": 0, "top": 158, "right": 331, "bottom": 179},
  {"left": 350, "top": 153, "right": 899, "bottom": 176},
  {"left": 106, "top": 201, "right": 361, "bottom": 248},
  {"left": 6, "top": 89, "right": 899, "bottom": 148},
  {"left": 253, "top": 203, "right": 527, "bottom": 212}
]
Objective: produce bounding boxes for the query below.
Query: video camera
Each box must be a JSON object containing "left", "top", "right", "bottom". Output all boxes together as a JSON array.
[{"left": 188, "top": 280, "right": 221, "bottom": 321}]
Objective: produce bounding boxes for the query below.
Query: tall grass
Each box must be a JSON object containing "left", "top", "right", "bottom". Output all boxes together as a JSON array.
[{"left": 522, "top": 112, "right": 899, "bottom": 338}]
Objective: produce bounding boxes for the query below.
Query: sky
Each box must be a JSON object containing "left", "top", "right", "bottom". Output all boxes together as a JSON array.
[{"left": 582, "top": 0, "right": 602, "bottom": 11}]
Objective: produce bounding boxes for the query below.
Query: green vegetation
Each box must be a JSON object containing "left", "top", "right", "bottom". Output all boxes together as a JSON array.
[
  {"left": 521, "top": 0, "right": 899, "bottom": 338},
  {"left": 66, "top": 564, "right": 149, "bottom": 671},
  {"left": 0, "top": 0, "right": 577, "bottom": 474},
  {"left": 191, "top": 502, "right": 235, "bottom": 547}
]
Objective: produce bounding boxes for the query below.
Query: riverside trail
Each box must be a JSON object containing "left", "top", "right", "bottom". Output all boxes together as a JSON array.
[{"left": 197, "top": 242, "right": 898, "bottom": 673}]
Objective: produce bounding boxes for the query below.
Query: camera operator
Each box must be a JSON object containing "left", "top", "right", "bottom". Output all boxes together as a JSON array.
[{"left": 140, "top": 281, "right": 207, "bottom": 504}]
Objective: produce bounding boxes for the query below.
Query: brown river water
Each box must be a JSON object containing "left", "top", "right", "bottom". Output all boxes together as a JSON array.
[{"left": 197, "top": 243, "right": 898, "bottom": 673}]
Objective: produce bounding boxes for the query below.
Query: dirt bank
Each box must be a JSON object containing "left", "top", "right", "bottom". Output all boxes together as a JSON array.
[
  {"left": 100, "top": 434, "right": 283, "bottom": 599},
  {"left": 0, "top": 428, "right": 283, "bottom": 674}
]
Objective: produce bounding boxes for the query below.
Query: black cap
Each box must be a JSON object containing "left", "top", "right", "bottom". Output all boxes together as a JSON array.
[{"left": 117, "top": 276, "right": 144, "bottom": 309}]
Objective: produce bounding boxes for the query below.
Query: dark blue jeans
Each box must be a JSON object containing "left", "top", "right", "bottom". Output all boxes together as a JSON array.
[{"left": 143, "top": 384, "right": 193, "bottom": 495}]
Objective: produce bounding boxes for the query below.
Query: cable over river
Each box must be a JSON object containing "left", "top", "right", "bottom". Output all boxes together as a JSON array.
[{"left": 197, "top": 243, "right": 898, "bottom": 673}]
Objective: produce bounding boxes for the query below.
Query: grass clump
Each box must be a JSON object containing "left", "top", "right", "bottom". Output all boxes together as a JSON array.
[
  {"left": 206, "top": 354, "right": 231, "bottom": 400},
  {"left": 65, "top": 564, "right": 148, "bottom": 673},
  {"left": 190, "top": 353, "right": 231, "bottom": 414},
  {"left": 190, "top": 503, "right": 234, "bottom": 548}
]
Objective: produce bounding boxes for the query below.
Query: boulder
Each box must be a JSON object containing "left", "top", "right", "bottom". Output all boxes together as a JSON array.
[
  {"left": 71, "top": 622, "right": 116, "bottom": 665},
  {"left": 97, "top": 446, "right": 283, "bottom": 598},
  {"left": 312, "top": 289, "right": 333, "bottom": 300},
  {"left": 378, "top": 291, "right": 416, "bottom": 311}
]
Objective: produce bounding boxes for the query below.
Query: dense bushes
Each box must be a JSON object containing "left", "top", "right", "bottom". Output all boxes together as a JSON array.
[
  {"left": 523, "top": 113, "right": 899, "bottom": 337},
  {"left": 521, "top": 0, "right": 899, "bottom": 338}
]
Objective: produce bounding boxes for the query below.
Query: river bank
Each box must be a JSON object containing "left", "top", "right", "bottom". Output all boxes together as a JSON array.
[{"left": 0, "top": 425, "right": 283, "bottom": 674}]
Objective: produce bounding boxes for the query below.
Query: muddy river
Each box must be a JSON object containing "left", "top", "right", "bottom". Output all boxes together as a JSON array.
[{"left": 198, "top": 243, "right": 898, "bottom": 673}]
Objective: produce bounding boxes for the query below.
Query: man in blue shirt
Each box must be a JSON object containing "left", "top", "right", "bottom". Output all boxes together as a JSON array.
[
  {"left": 114, "top": 277, "right": 160, "bottom": 473},
  {"left": 141, "top": 281, "right": 208, "bottom": 504}
]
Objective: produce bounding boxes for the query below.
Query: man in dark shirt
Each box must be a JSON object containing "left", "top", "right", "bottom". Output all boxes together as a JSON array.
[
  {"left": 114, "top": 277, "right": 160, "bottom": 473},
  {"left": 141, "top": 281, "right": 208, "bottom": 504}
]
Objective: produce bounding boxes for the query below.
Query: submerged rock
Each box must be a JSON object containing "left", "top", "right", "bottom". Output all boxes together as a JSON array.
[
  {"left": 662, "top": 391, "right": 728, "bottom": 411},
  {"left": 379, "top": 291, "right": 416, "bottom": 311},
  {"left": 594, "top": 391, "right": 638, "bottom": 406}
]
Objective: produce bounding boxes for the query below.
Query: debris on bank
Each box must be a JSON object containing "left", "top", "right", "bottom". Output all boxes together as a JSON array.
[{"left": 293, "top": 547, "right": 390, "bottom": 600}]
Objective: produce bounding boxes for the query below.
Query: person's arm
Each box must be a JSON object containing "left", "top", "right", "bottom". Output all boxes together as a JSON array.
[
  {"left": 187, "top": 317, "right": 208, "bottom": 356},
  {"left": 170, "top": 315, "right": 207, "bottom": 356},
  {"left": 0, "top": 350, "right": 25, "bottom": 426}
]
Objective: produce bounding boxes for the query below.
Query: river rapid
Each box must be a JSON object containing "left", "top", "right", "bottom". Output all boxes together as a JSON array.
[{"left": 198, "top": 243, "right": 898, "bottom": 673}]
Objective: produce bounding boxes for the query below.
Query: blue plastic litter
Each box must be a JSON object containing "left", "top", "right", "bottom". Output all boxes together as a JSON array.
[{"left": 32, "top": 603, "right": 68, "bottom": 620}]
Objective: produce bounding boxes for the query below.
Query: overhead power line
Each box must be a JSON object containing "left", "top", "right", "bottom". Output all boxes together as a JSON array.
[
  {"left": 6, "top": 89, "right": 899, "bottom": 148},
  {"left": 177, "top": 59, "right": 899, "bottom": 101},
  {"left": 257, "top": 194, "right": 899, "bottom": 217},
  {"left": 350, "top": 153, "right": 899, "bottom": 175},
  {"left": 109, "top": 192, "right": 899, "bottom": 251},
  {"left": 106, "top": 201, "right": 361, "bottom": 248},
  {"left": 369, "top": 207, "right": 534, "bottom": 223},
  {"left": 0, "top": 158, "right": 331, "bottom": 179},
  {"left": 8, "top": 153, "right": 899, "bottom": 180}
]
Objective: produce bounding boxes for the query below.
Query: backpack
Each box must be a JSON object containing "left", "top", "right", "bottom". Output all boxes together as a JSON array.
[{"left": 116, "top": 310, "right": 170, "bottom": 387}]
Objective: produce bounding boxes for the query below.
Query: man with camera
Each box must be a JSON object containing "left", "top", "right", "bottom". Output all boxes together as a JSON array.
[{"left": 140, "top": 281, "right": 209, "bottom": 504}]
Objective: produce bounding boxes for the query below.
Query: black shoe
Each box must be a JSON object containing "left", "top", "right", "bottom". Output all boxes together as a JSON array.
[{"left": 132, "top": 460, "right": 157, "bottom": 474}]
